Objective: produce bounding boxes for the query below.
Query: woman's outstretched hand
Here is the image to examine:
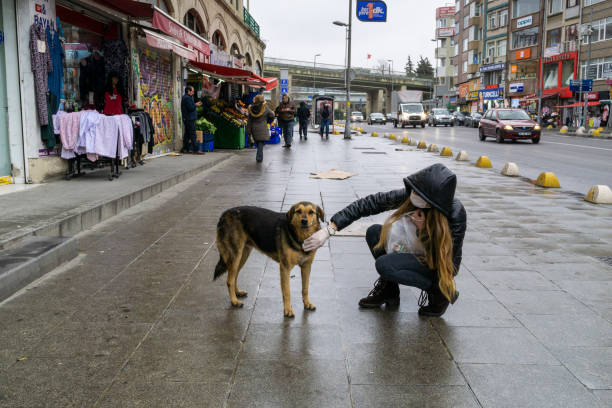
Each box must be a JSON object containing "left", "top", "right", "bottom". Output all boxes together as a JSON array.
[
  {"left": 409, "top": 209, "right": 426, "bottom": 231},
  {"left": 303, "top": 227, "right": 330, "bottom": 252}
]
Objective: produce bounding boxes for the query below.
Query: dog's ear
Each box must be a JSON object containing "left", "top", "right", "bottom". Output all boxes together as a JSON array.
[
  {"left": 316, "top": 205, "right": 325, "bottom": 223},
  {"left": 286, "top": 204, "right": 296, "bottom": 221}
]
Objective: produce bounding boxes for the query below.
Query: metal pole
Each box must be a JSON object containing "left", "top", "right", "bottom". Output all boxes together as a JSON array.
[
  {"left": 582, "top": 8, "right": 593, "bottom": 128},
  {"left": 344, "top": 0, "right": 352, "bottom": 139},
  {"left": 313, "top": 54, "right": 318, "bottom": 91}
]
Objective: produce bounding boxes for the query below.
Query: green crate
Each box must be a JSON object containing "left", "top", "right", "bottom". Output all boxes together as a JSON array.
[{"left": 208, "top": 116, "right": 245, "bottom": 149}]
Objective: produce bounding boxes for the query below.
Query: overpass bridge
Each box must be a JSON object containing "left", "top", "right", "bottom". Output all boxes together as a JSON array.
[{"left": 263, "top": 57, "right": 433, "bottom": 115}]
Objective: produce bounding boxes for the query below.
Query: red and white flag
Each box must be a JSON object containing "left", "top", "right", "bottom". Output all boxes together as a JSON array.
[{"left": 367, "top": 54, "right": 372, "bottom": 59}]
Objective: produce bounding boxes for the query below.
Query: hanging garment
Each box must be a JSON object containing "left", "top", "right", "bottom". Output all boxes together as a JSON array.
[
  {"left": 52, "top": 110, "right": 67, "bottom": 135},
  {"left": 79, "top": 110, "right": 102, "bottom": 159},
  {"left": 103, "top": 89, "right": 123, "bottom": 115},
  {"left": 41, "top": 92, "right": 58, "bottom": 148},
  {"left": 94, "top": 115, "right": 119, "bottom": 159},
  {"left": 114, "top": 115, "right": 133, "bottom": 160},
  {"left": 103, "top": 40, "right": 128, "bottom": 92},
  {"left": 58, "top": 111, "right": 83, "bottom": 159},
  {"left": 29, "top": 24, "right": 52, "bottom": 125},
  {"left": 46, "top": 26, "right": 64, "bottom": 112}
]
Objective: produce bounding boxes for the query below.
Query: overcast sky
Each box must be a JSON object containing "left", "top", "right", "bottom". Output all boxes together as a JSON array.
[{"left": 249, "top": 0, "right": 449, "bottom": 72}]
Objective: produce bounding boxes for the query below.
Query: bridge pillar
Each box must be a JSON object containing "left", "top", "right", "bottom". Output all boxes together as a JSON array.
[{"left": 367, "top": 90, "right": 383, "bottom": 114}]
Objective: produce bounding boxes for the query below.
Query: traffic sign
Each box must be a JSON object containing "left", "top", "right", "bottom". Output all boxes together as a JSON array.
[{"left": 569, "top": 79, "right": 592, "bottom": 92}]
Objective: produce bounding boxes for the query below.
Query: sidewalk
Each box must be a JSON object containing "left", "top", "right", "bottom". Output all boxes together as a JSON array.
[{"left": 1, "top": 135, "right": 611, "bottom": 407}]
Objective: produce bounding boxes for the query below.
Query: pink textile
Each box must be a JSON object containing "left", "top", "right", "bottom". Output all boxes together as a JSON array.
[
  {"left": 94, "top": 115, "right": 119, "bottom": 159},
  {"left": 52, "top": 110, "right": 67, "bottom": 135},
  {"left": 59, "top": 111, "right": 83, "bottom": 159}
]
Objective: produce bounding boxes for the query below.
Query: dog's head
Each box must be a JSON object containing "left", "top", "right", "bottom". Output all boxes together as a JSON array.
[{"left": 287, "top": 201, "right": 325, "bottom": 236}]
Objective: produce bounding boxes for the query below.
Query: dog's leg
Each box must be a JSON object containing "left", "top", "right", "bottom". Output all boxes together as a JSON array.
[
  {"left": 280, "top": 264, "right": 294, "bottom": 317},
  {"left": 227, "top": 246, "right": 244, "bottom": 308},
  {"left": 234, "top": 246, "right": 252, "bottom": 298},
  {"left": 300, "top": 260, "right": 316, "bottom": 311}
]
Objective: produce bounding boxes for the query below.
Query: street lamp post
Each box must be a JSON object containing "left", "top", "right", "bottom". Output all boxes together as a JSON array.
[
  {"left": 333, "top": 0, "right": 353, "bottom": 140},
  {"left": 387, "top": 59, "right": 394, "bottom": 103},
  {"left": 313, "top": 53, "right": 321, "bottom": 92}
]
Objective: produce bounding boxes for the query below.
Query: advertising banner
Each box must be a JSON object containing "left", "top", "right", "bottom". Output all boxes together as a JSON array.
[
  {"left": 152, "top": 10, "right": 210, "bottom": 55},
  {"left": 437, "top": 27, "right": 455, "bottom": 37},
  {"left": 480, "top": 62, "right": 505, "bottom": 72},
  {"left": 436, "top": 7, "right": 455, "bottom": 19},
  {"left": 516, "top": 15, "right": 532, "bottom": 29},
  {"left": 479, "top": 88, "right": 504, "bottom": 100},
  {"left": 356, "top": 1, "right": 387, "bottom": 22},
  {"left": 510, "top": 82, "right": 524, "bottom": 93}
]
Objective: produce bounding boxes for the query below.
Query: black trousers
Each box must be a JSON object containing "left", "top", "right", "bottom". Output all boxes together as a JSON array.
[
  {"left": 183, "top": 120, "right": 197, "bottom": 152},
  {"left": 298, "top": 120, "right": 308, "bottom": 137},
  {"left": 365, "top": 224, "right": 437, "bottom": 291}
]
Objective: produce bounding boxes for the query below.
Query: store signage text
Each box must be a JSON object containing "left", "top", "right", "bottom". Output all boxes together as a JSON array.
[
  {"left": 467, "top": 91, "right": 480, "bottom": 100},
  {"left": 542, "top": 51, "right": 577, "bottom": 64},
  {"left": 516, "top": 15, "right": 532, "bottom": 28},
  {"left": 480, "top": 62, "right": 505, "bottom": 72},
  {"left": 32, "top": 0, "right": 55, "bottom": 30},
  {"left": 515, "top": 48, "right": 531, "bottom": 60},
  {"left": 510, "top": 82, "right": 524, "bottom": 93},
  {"left": 356, "top": 1, "right": 387, "bottom": 22},
  {"left": 479, "top": 88, "right": 504, "bottom": 100},
  {"left": 436, "top": 7, "right": 455, "bottom": 18},
  {"left": 152, "top": 11, "right": 209, "bottom": 55},
  {"left": 437, "top": 27, "right": 455, "bottom": 37},
  {"left": 586, "top": 92, "right": 599, "bottom": 101}
]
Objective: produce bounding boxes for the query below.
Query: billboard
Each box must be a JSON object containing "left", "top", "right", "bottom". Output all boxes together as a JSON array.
[
  {"left": 437, "top": 27, "right": 455, "bottom": 37},
  {"left": 356, "top": 1, "right": 387, "bottom": 22},
  {"left": 436, "top": 7, "right": 455, "bottom": 18}
]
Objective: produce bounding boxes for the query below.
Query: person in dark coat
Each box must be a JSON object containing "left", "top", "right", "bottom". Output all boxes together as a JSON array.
[
  {"left": 181, "top": 86, "right": 202, "bottom": 154},
  {"left": 304, "top": 163, "right": 467, "bottom": 317},
  {"left": 296, "top": 101, "right": 311, "bottom": 140},
  {"left": 320, "top": 104, "right": 331, "bottom": 139},
  {"left": 246, "top": 94, "right": 276, "bottom": 163},
  {"left": 275, "top": 93, "right": 297, "bottom": 148}
]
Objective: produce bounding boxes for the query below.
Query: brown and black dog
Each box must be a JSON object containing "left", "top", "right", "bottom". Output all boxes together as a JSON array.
[{"left": 214, "top": 202, "right": 325, "bottom": 317}]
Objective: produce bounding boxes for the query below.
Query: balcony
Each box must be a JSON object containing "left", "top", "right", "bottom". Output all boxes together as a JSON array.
[
  {"left": 543, "top": 40, "right": 579, "bottom": 57},
  {"left": 468, "top": 40, "right": 481, "bottom": 51},
  {"left": 435, "top": 48, "right": 449, "bottom": 58},
  {"left": 243, "top": 8, "right": 260, "bottom": 37},
  {"left": 565, "top": 6, "right": 579, "bottom": 19},
  {"left": 468, "top": 15, "right": 482, "bottom": 27},
  {"left": 467, "top": 64, "right": 479, "bottom": 74}
]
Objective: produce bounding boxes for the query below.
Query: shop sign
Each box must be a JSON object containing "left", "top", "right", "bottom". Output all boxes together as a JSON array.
[
  {"left": 511, "top": 98, "right": 520, "bottom": 107},
  {"left": 543, "top": 46, "right": 561, "bottom": 58},
  {"left": 233, "top": 56, "right": 243, "bottom": 68},
  {"left": 467, "top": 91, "right": 480, "bottom": 101},
  {"left": 542, "top": 51, "right": 577, "bottom": 63},
  {"left": 437, "top": 27, "right": 455, "bottom": 37},
  {"left": 32, "top": 0, "right": 56, "bottom": 30},
  {"left": 210, "top": 44, "right": 231, "bottom": 67},
  {"left": 607, "top": 79, "right": 612, "bottom": 85},
  {"left": 356, "top": 1, "right": 387, "bottom": 22},
  {"left": 480, "top": 62, "right": 505, "bottom": 72},
  {"left": 586, "top": 92, "right": 599, "bottom": 101},
  {"left": 510, "top": 64, "right": 518, "bottom": 73},
  {"left": 152, "top": 10, "right": 210, "bottom": 55},
  {"left": 436, "top": 7, "right": 455, "bottom": 18},
  {"left": 510, "top": 82, "right": 524, "bottom": 93},
  {"left": 479, "top": 87, "right": 504, "bottom": 100},
  {"left": 516, "top": 15, "right": 532, "bottom": 29},
  {"left": 449, "top": 96, "right": 457, "bottom": 105},
  {"left": 280, "top": 68, "right": 289, "bottom": 98},
  {"left": 486, "top": 84, "right": 499, "bottom": 89},
  {"left": 515, "top": 48, "right": 531, "bottom": 60}
]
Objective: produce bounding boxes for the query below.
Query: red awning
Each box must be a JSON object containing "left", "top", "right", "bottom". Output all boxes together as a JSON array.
[
  {"left": 189, "top": 61, "right": 276, "bottom": 89},
  {"left": 143, "top": 29, "right": 196, "bottom": 60},
  {"left": 93, "top": 0, "right": 154, "bottom": 18},
  {"left": 251, "top": 74, "right": 278, "bottom": 91},
  {"left": 152, "top": 10, "right": 209, "bottom": 55},
  {"left": 555, "top": 101, "right": 601, "bottom": 108}
]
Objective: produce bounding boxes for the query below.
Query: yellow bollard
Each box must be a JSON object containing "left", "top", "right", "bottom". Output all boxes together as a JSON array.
[
  {"left": 475, "top": 156, "right": 492, "bottom": 168},
  {"left": 535, "top": 172, "right": 560, "bottom": 188},
  {"left": 401, "top": 136, "right": 410, "bottom": 144},
  {"left": 417, "top": 140, "right": 427, "bottom": 149},
  {"left": 440, "top": 146, "right": 453, "bottom": 156},
  {"left": 372, "top": 131, "right": 378, "bottom": 137},
  {"left": 389, "top": 134, "right": 397, "bottom": 140}
]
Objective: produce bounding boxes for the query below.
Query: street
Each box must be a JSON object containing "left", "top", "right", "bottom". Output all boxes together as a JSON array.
[
  {"left": 1, "top": 133, "right": 611, "bottom": 407},
  {"left": 358, "top": 122, "right": 612, "bottom": 195}
]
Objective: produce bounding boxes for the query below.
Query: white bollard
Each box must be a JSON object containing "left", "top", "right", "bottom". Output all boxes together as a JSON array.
[
  {"left": 501, "top": 162, "right": 520, "bottom": 177},
  {"left": 455, "top": 151, "right": 470, "bottom": 161},
  {"left": 585, "top": 185, "right": 612, "bottom": 204}
]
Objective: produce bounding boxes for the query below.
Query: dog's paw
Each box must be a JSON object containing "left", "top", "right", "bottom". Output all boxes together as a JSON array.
[
  {"left": 303, "top": 302, "right": 316, "bottom": 311},
  {"left": 284, "top": 309, "right": 295, "bottom": 318},
  {"left": 235, "top": 289, "right": 248, "bottom": 298},
  {"left": 231, "top": 299, "right": 244, "bottom": 308}
]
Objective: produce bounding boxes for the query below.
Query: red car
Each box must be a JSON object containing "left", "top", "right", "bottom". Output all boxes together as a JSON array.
[{"left": 478, "top": 109, "right": 541, "bottom": 144}]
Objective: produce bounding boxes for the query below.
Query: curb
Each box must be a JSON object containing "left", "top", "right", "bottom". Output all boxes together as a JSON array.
[
  {"left": 0, "top": 236, "right": 78, "bottom": 302},
  {"left": 0, "top": 154, "right": 232, "bottom": 251},
  {"left": 547, "top": 130, "right": 612, "bottom": 139}
]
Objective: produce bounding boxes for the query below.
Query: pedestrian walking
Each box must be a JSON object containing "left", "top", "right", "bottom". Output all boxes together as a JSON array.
[
  {"left": 181, "top": 86, "right": 202, "bottom": 154},
  {"left": 320, "top": 104, "right": 331, "bottom": 139},
  {"left": 303, "top": 163, "right": 467, "bottom": 317},
  {"left": 275, "top": 93, "right": 297, "bottom": 148},
  {"left": 296, "top": 101, "right": 311, "bottom": 140},
  {"left": 246, "top": 94, "right": 275, "bottom": 163}
]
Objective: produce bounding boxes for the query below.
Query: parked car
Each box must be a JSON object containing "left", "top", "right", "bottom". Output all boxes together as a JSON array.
[
  {"left": 452, "top": 111, "right": 466, "bottom": 126},
  {"left": 464, "top": 112, "right": 483, "bottom": 128},
  {"left": 385, "top": 113, "right": 393, "bottom": 122},
  {"left": 350, "top": 111, "right": 364, "bottom": 122},
  {"left": 427, "top": 108, "right": 453, "bottom": 127},
  {"left": 368, "top": 112, "right": 387, "bottom": 125},
  {"left": 478, "top": 109, "right": 541, "bottom": 143}
]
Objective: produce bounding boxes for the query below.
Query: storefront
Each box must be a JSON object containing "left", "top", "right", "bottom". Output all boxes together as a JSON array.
[
  {"left": 457, "top": 83, "right": 470, "bottom": 112},
  {"left": 480, "top": 87, "right": 505, "bottom": 110},
  {"left": 540, "top": 51, "right": 578, "bottom": 122}
]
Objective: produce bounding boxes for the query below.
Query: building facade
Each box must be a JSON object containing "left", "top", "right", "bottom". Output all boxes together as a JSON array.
[
  {"left": 434, "top": 6, "right": 456, "bottom": 109},
  {"left": 1, "top": 0, "right": 264, "bottom": 184},
  {"left": 580, "top": 0, "right": 612, "bottom": 99}
]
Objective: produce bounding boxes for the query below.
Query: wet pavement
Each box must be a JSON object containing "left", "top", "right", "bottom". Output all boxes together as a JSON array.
[{"left": 1, "top": 131, "right": 612, "bottom": 407}]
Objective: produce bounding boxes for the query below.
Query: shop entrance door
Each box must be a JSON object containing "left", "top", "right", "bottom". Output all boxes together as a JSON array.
[{"left": 0, "top": 5, "right": 11, "bottom": 177}]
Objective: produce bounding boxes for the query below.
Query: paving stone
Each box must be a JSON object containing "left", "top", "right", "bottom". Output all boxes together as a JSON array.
[
  {"left": 460, "top": 363, "right": 600, "bottom": 408},
  {"left": 518, "top": 314, "right": 612, "bottom": 347},
  {"left": 471, "top": 269, "right": 559, "bottom": 291},
  {"left": 351, "top": 385, "right": 479, "bottom": 408},
  {"left": 594, "top": 390, "right": 612, "bottom": 408},
  {"left": 551, "top": 347, "right": 612, "bottom": 390},
  {"left": 492, "top": 289, "right": 593, "bottom": 315},
  {"left": 430, "top": 299, "right": 520, "bottom": 328}
]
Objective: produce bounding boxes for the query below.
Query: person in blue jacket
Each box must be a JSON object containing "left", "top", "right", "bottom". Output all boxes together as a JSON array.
[{"left": 181, "top": 86, "right": 202, "bottom": 154}]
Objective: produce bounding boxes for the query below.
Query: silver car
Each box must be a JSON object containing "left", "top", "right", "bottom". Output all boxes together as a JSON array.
[{"left": 428, "top": 108, "right": 454, "bottom": 127}]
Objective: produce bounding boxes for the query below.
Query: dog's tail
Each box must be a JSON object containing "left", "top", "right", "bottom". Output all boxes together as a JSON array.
[{"left": 213, "top": 257, "right": 227, "bottom": 280}]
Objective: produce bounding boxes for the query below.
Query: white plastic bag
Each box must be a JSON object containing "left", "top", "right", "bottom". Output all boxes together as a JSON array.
[{"left": 385, "top": 212, "right": 424, "bottom": 255}]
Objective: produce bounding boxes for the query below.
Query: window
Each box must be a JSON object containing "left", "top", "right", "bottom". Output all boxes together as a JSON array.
[
  {"left": 441, "top": 38, "right": 447, "bottom": 47},
  {"left": 543, "top": 63, "right": 559, "bottom": 88},
  {"left": 581, "top": 57, "right": 612, "bottom": 80},
  {"left": 512, "top": 27, "right": 538, "bottom": 49},
  {"left": 468, "top": 50, "right": 475, "bottom": 64},
  {"left": 584, "top": 0, "right": 605, "bottom": 6},
  {"left": 488, "top": 43, "right": 496, "bottom": 57},
  {"left": 583, "top": 18, "right": 607, "bottom": 44},
  {"left": 455, "top": 0, "right": 461, "bottom": 12},
  {"left": 549, "top": 0, "right": 562, "bottom": 14},
  {"left": 464, "top": 0, "right": 470, "bottom": 5},
  {"left": 561, "top": 60, "right": 574, "bottom": 87},
  {"left": 470, "top": 2, "right": 476, "bottom": 17},
  {"left": 512, "top": 0, "right": 539, "bottom": 18},
  {"left": 566, "top": 0, "right": 577, "bottom": 6},
  {"left": 607, "top": 17, "right": 612, "bottom": 40},
  {"left": 547, "top": 28, "right": 561, "bottom": 47},
  {"left": 454, "top": 43, "right": 459, "bottom": 56},
  {"left": 183, "top": 9, "right": 205, "bottom": 36},
  {"left": 463, "top": 38, "right": 468, "bottom": 51},
  {"left": 499, "top": 9, "right": 508, "bottom": 27},
  {"left": 497, "top": 39, "right": 507, "bottom": 56},
  {"left": 489, "top": 12, "right": 497, "bottom": 29},
  {"left": 440, "top": 58, "right": 446, "bottom": 67},
  {"left": 509, "top": 60, "right": 538, "bottom": 80},
  {"left": 464, "top": 15, "right": 469, "bottom": 28},
  {"left": 463, "top": 60, "right": 468, "bottom": 73},
  {"left": 438, "top": 18, "right": 447, "bottom": 28}
]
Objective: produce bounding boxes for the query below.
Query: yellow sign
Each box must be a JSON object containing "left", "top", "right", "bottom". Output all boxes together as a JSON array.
[
  {"left": 346, "top": 101, "right": 351, "bottom": 107},
  {"left": 0, "top": 176, "right": 13, "bottom": 185}
]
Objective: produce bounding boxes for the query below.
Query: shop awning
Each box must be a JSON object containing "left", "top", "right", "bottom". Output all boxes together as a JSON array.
[
  {"left": 188, "top": 60, "right": 277, "bottom": 90},
  {"left": 93, "top": 0, "right": 154, "bottom": 18},
  {"left": 152, "top": 9, "right": 209, "bottom": 56},
  {"left": 519, "top": 92, "right": 560, "bottom": 104},
  {"left": 143, "top": 29, "right": 196, "bottom": 60},
  {"left": 555, "top": 101, "right": 601, "bottom": 108}
]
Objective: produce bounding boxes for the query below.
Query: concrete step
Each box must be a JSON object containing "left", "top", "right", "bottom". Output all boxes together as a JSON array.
[{"left": 0, "top": 236, "right": 77, "bottom": 302}]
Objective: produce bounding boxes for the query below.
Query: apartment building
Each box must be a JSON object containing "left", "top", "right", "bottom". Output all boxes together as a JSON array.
[
  {"left": 434, "top": 6, "right": 457, "bottom": 108},
  {"left": 480, "top": 0, "right": 509, "bottom": 109},
  {"left": 453, "top": 0, "right": 485, "bottom": 112},
  {"left": 580, "top": 0, "right": 612, "bottom": 100}
]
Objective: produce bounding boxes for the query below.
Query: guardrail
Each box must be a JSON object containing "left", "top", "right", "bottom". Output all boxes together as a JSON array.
[{"left": 243, "top": 8, "right": 260, "bottom": 38}]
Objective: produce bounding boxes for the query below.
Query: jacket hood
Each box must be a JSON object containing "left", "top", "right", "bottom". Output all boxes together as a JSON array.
[
  {"left": 248, "top": 102, "right": 266, "bottom": 118},
  {"left": 403, "top": 163, "right": 456, "bottom": 217}
]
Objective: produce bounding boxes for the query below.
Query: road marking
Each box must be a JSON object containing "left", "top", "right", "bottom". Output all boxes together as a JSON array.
[{"left": 544, "top": 141, "right": 612, "bottom": 151}]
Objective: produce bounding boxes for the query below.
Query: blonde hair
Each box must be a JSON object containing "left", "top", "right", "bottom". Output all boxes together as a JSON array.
[
  {"left": 374, "top": 199, "right": 456, "bottom": 302},
  {"left": 253, "top": 94, "right": 265, "bottom": 104}
]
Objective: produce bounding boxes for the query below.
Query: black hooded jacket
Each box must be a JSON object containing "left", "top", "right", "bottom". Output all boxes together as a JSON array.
[{"left": 330, "top": 163, "right": 467, "bottom": 274}]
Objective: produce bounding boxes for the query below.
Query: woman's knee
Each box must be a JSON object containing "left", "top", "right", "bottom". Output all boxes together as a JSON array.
[{"left": 366, "top": 224, "right": 382, "bottom": 248}]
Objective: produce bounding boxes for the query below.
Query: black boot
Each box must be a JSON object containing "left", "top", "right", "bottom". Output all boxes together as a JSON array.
[
  {"left": 417, "top": 286, "right": 458, "bottom": 317},
  {"left": 358, "top": 278, "right": 400, "bottom": 308}
]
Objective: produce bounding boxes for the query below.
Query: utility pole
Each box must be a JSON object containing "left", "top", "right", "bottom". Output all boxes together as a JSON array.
[
  {"left": 345, "top": 0, "right": 353, "bottom": 140},
  {"left": 313, "top": 53, "right": 321, "bottom": 92},
  {"left": 582, "top": 8, "right": 593, "bottom": 128},
  {"left": 387, "top": 59, "right": 394, "bottom": 96}
]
